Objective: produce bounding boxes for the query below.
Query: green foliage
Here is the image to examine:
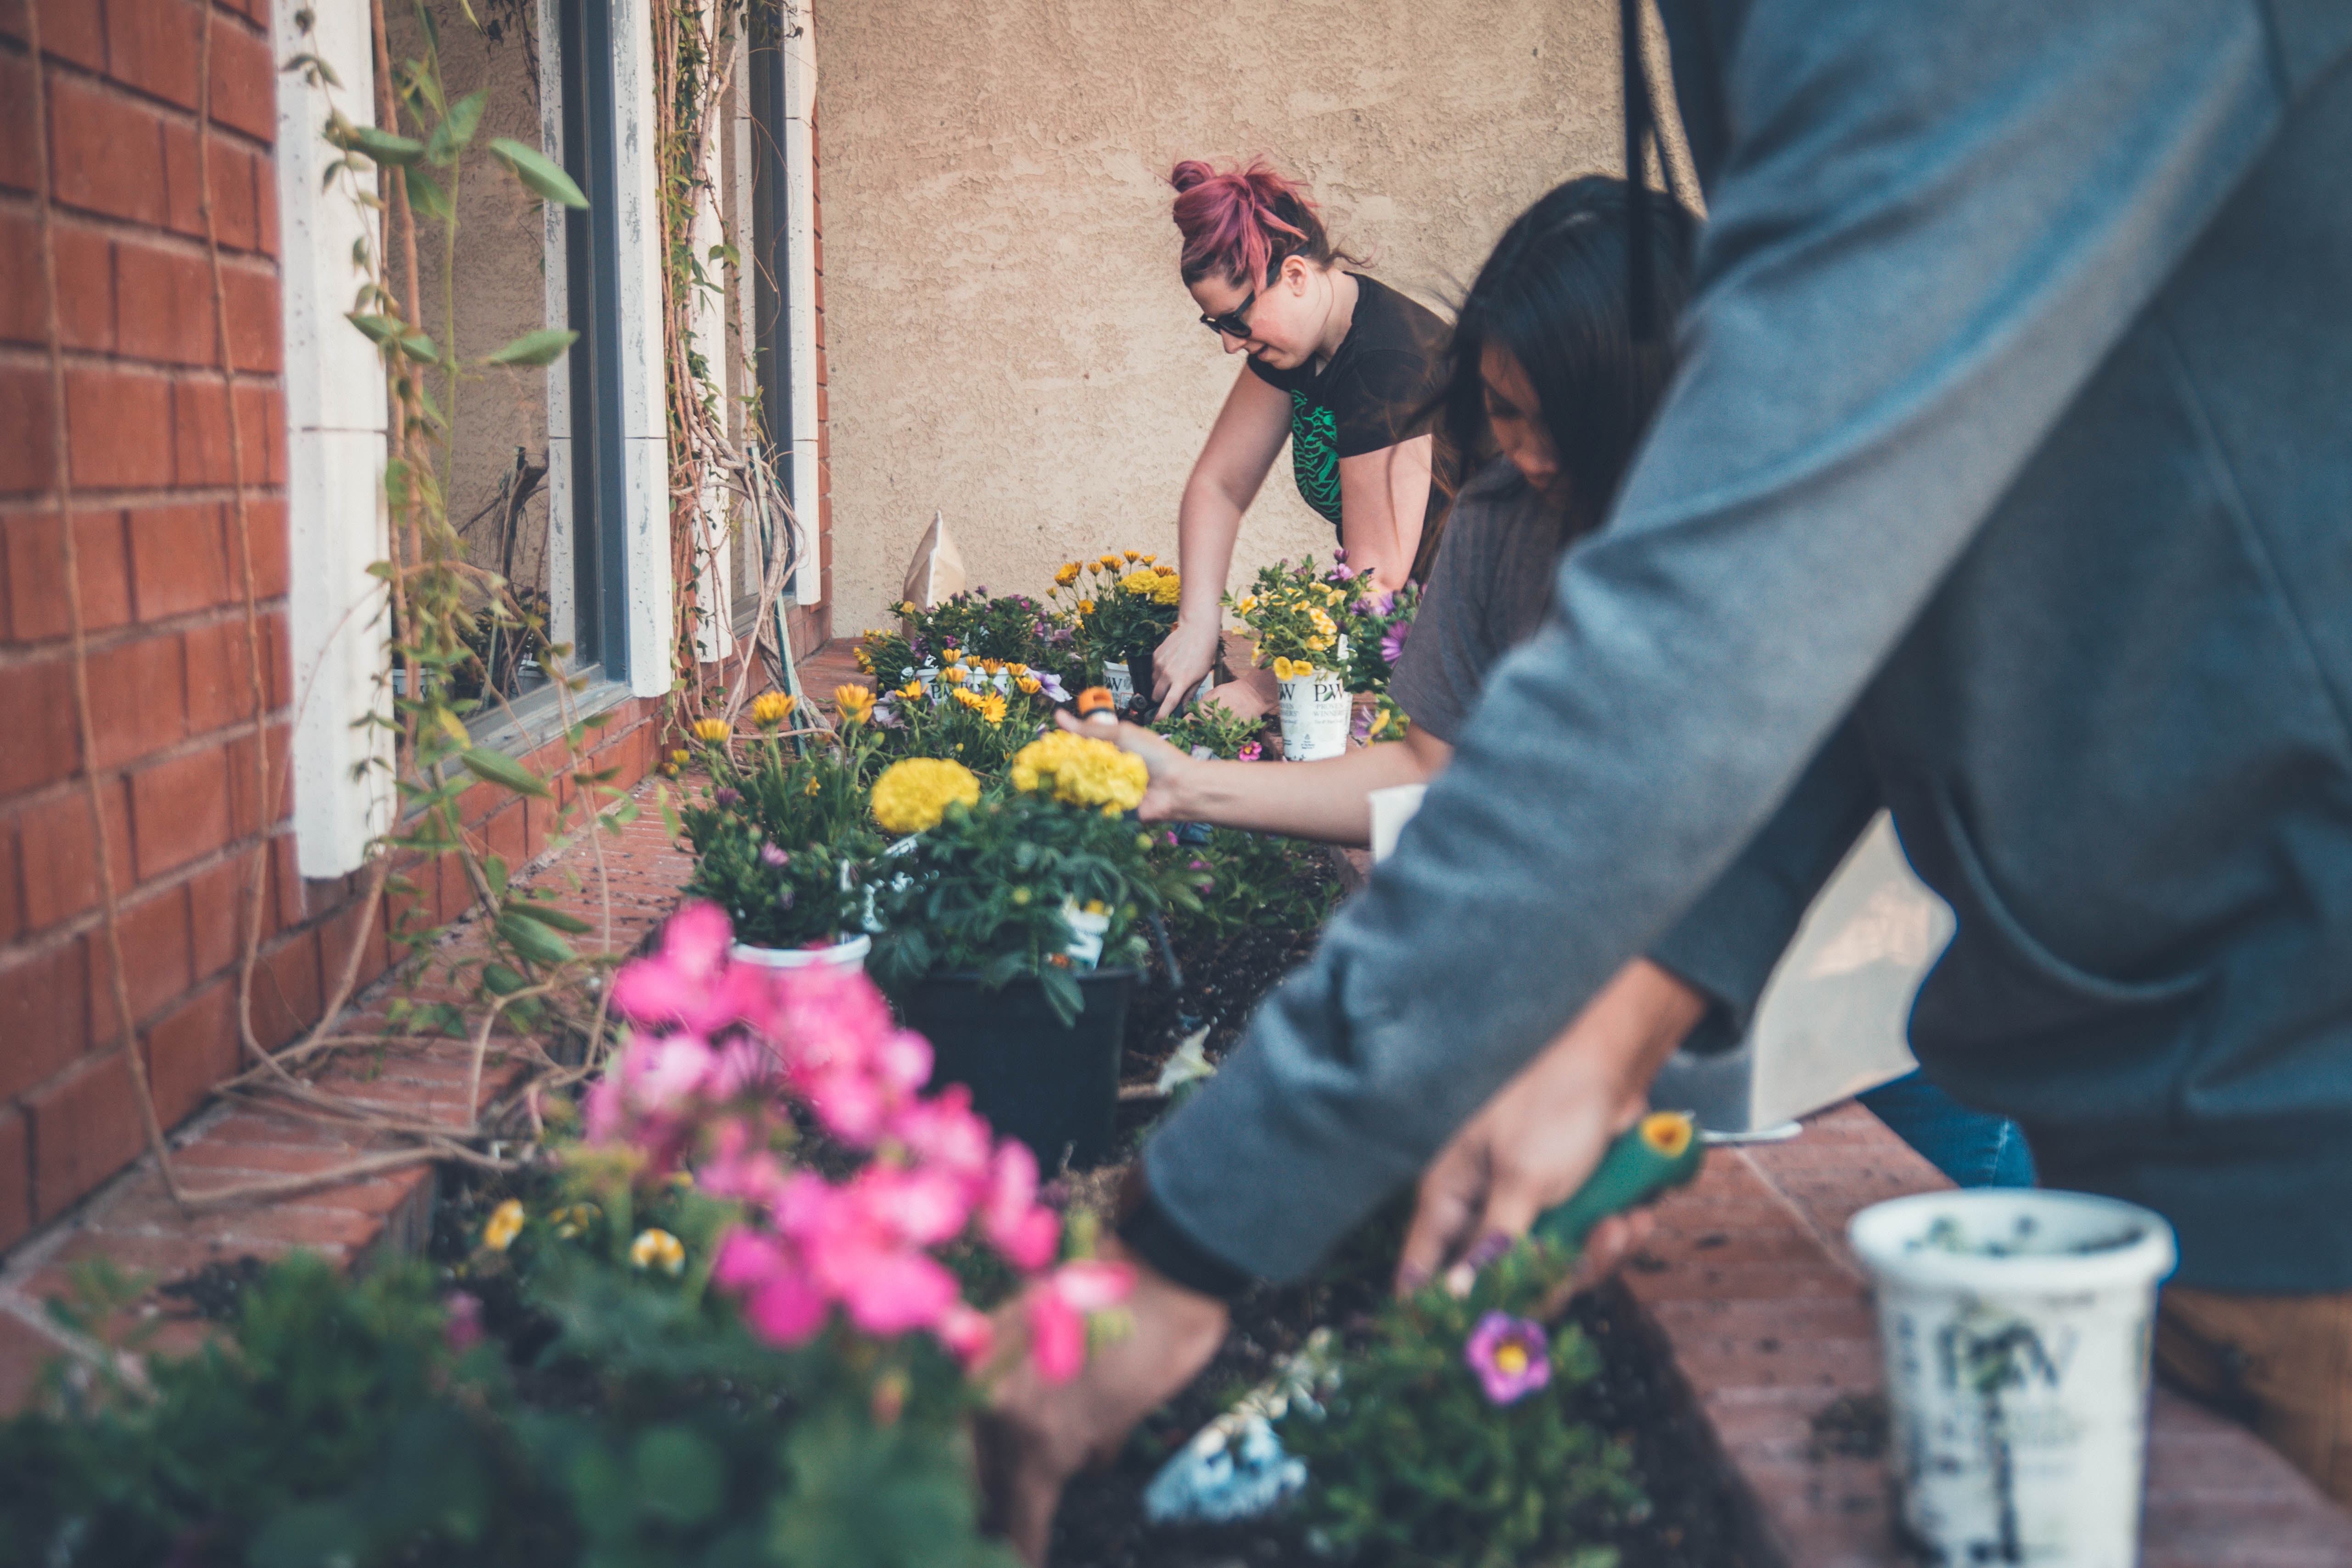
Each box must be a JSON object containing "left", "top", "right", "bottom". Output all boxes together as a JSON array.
[
  {"left": 857, "top": 589, "right": 1090, "bottom": 698},
  {"left": 678, "top": 726, "right": 883, "bottom": 948},
  {"left": 1280, "top": 1242, "right": 1646, "bottom": 1568},
  {"left": 867, "top": 791, "right": 1197, "bottom": 1024},
  {"left": 1150, "top": 700, "right": 1269, "bottom": 762},
  {"left": 1154, "top": 826, "right": 1341, "bottom": 947},
  {"left": 1060, "top": 555, "right": 1182, "bottom": 670}
]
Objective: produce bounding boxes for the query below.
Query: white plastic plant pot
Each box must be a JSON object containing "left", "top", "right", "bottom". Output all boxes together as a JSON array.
[
  {"left": 1847, "top": 1189, "right": 2178, "bottom": 1568},
  {"left": 730, "top": 933, "right": 873, "bottom": 973},
  {"left": 1367, "top": 782, "right": 1428, "bottom": 862},
  {"left": 1276, "top": 669, "right": 1350, "bottom": 762},
  {"left": 1061, "top": 901, "right": 1111, "bottom": 970},
  {"left": 1101, "top": 660, "right": 1134, "bottom": 708}
]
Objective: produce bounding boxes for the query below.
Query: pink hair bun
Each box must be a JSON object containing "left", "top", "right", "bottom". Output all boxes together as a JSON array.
[{"left": 1168, "top": 157, "right": 1320, "bottom": 287}]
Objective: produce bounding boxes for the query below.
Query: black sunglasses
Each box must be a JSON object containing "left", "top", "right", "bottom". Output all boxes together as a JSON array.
[{"left": 1198, "top": 286, "right": 1261, "bottom": 340}]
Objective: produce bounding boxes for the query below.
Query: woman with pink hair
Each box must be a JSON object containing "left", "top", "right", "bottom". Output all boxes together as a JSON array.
[{"left": 1149, "top": 158, "right": 1456, "bottom": 719}]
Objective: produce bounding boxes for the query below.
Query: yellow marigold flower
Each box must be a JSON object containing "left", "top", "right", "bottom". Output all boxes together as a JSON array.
[
  {"left": 1016, "top": 674, "right": 1042, "bottom": 695},
  {"left": 1009, "top": 731, "right": 1149, "bottom": 814},
  {"left": 1077, "top": 598, "right": 1095, "bottom": 615},
  {"left": 941, "top": 663, "right": 969, "bottom": 686},
  {"left": 834, "top": 684, "right": 876, "bottom": 726},
  {"left": 872, "top": 757, "right": 980, "bottom": 834},
  {"left": 691, "top": 717, "right": 732, "bottom": 745},
  {"left": 1055, "top": 562, "right": 1081, "bottom": 586},
  {"left": 750, "top": 691, "right": 797, "bottom": 728},
  {"left": 1118, "top": 568, "right": 1163, "bottom": 598},
  {"left": 482, "top": 1198, "right": 525, "bottom": 1252},
  {"left": 978, "top": 692, "right": 1008, "bottom": 725},
  {"left": 630, "top": 1228, "right": 686, "bottom": 1276},
  {"left": 1150, "top": 573, "right": 1182, "bottom": 606}
]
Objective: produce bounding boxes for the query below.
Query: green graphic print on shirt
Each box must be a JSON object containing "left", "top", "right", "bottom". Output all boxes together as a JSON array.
[{"left": 1289, "top": 390, "right": 1343, "bottom": 528}]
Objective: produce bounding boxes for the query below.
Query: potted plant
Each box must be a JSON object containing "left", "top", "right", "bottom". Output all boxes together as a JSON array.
[
  {"left": 1051, "top": 551, "right": 1183, "bottom": 716},
  {"left": 867, "top": 651, "right": 1069, "bottom": 779},
  {"left": 1229, "top": 556, "right": 1356, "bottom": 760},
  {"left": 676, "top": 691, "right": 884, "bottom": 972},
  {"left": 863, "top": 734, "right": 1196, "bottom": 1169}
]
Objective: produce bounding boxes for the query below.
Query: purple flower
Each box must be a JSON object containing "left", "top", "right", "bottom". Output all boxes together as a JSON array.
[
  {"left": 1036, "top": 671, "right": 1071, "bottom": 703},
  {"left": 1236, "top": 741, "right": 1262, "bottom": 763},
  {"left": 1332, "top": 546, "right": 1348, "bottom": 562},
  {"left": 444, "top": 1291, "right": 484, "bottom": 1353},
  {"left": 713, "top": 787, "right": 742, "bottom": 809},
  {"left": 1464, "top": 1312, "right": 1551, "bottom": 1405},
  {"left": 760, "top": 842, "right": 791, "bottom": 868},
  {"left": 910, "top": 634, "right": 929, "bottom": 656},
  {"left": 1352, "top": 707, "right": 1375, "bottom": 744},
  {"left": 1380, "top": 621, "right": 1409, "bottom": 666}
]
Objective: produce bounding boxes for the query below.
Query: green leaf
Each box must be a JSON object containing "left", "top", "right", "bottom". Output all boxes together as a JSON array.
[
  {"left": 347, "top": 311, "right": 404, "bottom": 346},
  {"left": 504, "top": 902, "right": 591, "bottom": 934},
  {"left": 496, "top": 910, "right": 576, "bottom": 968},
  {"left": 403, "top": 165, "right": 453, "bottom": 222},
  {"left": 481, "top": 962, "right": 528, "bottom": 996},
  {"left": 427, "top": 88, "right": 488, "bottom": 164},
  {"left": 484, "top": 853, "right": 509, "bottom": 897},
  {"left": 483, "top": 327, "right": 578, "bottom": 367},
  {"left": 399, "top": 328, "right": 440, "bottom": 363},
  {"left": 632, "top": 1426, "right": 724, "bottom": 1526},
  {"left": 488, "top": 136, "right": 589, "bottom": 209},
  {"left": 343, "top": 124, "right": 427, "bottom": 165},
  {"left": 460, "top": 746, "right": 552, "bottom": 799}
]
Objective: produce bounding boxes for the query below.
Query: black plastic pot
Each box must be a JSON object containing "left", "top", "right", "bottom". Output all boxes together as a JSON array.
[
  {"left": 899, "top": 967, "right": 1137, "bottom": 1171},
  {"left": 1123, "top": 649, "right": 1156, "bottom": 719}
]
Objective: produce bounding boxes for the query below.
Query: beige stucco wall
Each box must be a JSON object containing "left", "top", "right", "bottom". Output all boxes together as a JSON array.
[{"left": 820, "top": 0, "right": 1667, "bottom": 635}]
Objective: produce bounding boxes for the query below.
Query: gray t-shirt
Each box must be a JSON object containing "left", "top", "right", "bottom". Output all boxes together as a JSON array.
[{"left": 1386, "top": 459, "right": 1572, "bottom": 745}]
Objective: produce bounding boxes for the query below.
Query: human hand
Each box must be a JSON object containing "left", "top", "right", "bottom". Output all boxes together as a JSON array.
[
  {"left": 1054, "top": 708, "right": 1195, "bottom": 821},
  {"left": 977, "top": 1236, "right": 1230, "bottom": 1566},
  {"left": 1395, "top": 961, "right": 1706, "bottom": 1298},
  {"left": 1151, "top": 619, "right": 1221, "bottom": 719}
]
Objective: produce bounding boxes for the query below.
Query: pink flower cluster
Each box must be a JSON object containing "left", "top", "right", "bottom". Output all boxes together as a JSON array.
[{"left": 587, "top": 900, "right": 1129, "bottom": 1381}]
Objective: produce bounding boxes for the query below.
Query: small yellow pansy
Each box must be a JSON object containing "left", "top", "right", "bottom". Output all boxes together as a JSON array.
[{"left": 631, "top": 1228, "right": 686, "bottom": 1276}]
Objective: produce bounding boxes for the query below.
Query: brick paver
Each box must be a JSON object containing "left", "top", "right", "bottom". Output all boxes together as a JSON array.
[{"left": 1622, "top": 1102, "right": 2352, "bottom": 1565}]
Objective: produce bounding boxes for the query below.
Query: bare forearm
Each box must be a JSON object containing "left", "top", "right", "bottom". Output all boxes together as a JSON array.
[
  {"left": 1153, "top": 737, "right": 1439, "bottom": 846},
  {"left": 1175, "top": 475, "right": 1244, "bottom": 628}
]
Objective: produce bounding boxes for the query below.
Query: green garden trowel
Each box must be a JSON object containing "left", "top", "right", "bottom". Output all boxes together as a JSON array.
[{"left": 1530, "top": 1110, "right": 1705, "bottom": 1251}]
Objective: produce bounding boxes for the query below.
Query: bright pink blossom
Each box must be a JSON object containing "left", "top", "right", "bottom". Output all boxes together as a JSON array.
[
  {"left": 1027, "top": 1260, "right": 1135, "bottom": 1384},
  {"left": 609, "top": 900, "right": 765, "bottom": 1034}
]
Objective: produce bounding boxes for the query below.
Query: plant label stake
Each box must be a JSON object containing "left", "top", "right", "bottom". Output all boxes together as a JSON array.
[{"left": 1146, "top": 1114, "right": 1706, "bottom": 1525}]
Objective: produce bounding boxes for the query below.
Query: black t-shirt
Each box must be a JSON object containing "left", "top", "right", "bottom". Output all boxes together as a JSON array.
[{"left": 1246, "top": 275, "right": 1456, "bottom": 556}]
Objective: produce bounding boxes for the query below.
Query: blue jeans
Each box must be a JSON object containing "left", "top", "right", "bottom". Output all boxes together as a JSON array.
[{"left": 1858, "top": 1070, "right": 2036, "bottom": 1188}]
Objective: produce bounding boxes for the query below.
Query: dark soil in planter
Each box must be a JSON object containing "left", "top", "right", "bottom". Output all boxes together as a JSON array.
[
  {"left": 1056, "top": 870, "right": 1749, "bottom": 1568},
  {"left": 1045, "top": 1278, "right": 1748, "bottom": 1568}
]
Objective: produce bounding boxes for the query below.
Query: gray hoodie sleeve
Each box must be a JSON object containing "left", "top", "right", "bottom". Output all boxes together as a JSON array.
[{"left": 1139, "top": 0, "right": 2287, "bottom": 1281}]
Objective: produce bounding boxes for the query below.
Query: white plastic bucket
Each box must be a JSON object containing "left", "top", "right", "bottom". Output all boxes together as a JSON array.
[
  {"left": 730, "top": 933, "right": 872, "bottom": 973},
  {"left": 1848, "top": 1189, "right": 2177, "bottom": 1568},
  {"left": 1276, "top": 669, "right": 1349, "bottom": 762},
  {"left": 1101, "top": 660, "right": 1134, "bottom": 707},
  {"left": 1060, "top": 901, "right": 1111, "bottom": 969}
]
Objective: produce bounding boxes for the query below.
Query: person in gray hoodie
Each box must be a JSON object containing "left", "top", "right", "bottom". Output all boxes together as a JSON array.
[{"left": 982, "top": 1, "right": 2352, "bottom": 1552}]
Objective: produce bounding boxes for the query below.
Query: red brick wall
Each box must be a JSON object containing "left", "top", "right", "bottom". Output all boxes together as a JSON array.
[{"left": 0, "top": 0, "right": 758, "bottom": 1257}]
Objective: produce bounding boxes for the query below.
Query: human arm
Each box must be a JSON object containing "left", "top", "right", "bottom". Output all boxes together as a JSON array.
[
  {"left": 1134, "top": 0, "right": 2287, "bottom": 1282},
  {"left": 1335, "top": 433, "right": 1434, "bottom": 594},
  {"left": 1156, "top": 368, "right": 1293, "bottom": 716},
  {"left": 1058, "top": 708, "right": 1450, "bottom": 843}
]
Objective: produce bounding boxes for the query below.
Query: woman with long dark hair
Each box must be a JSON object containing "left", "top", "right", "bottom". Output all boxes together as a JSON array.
[{"left": 1089, "top": 175, "right": 1695, "bottom": 838}]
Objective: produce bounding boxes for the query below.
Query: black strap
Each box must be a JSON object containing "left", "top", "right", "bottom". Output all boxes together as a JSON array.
[{"left": 1621, "top": 0, "right": 1657, "bottom": 343}]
